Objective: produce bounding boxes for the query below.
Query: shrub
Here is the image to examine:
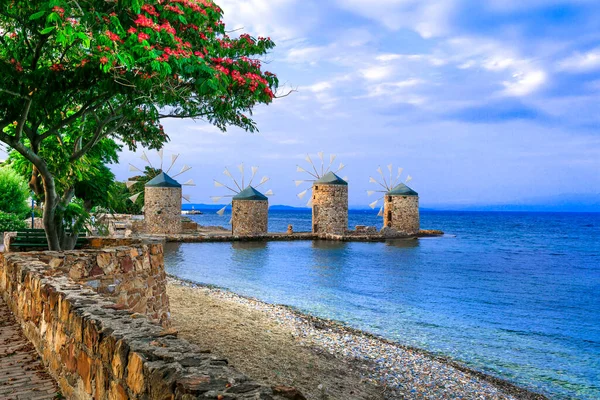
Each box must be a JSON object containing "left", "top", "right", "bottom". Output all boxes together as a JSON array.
[
  {"left": 0, "top": 167, "right": 30, "bottom": 219},
  {"left": 0, "top": 211, "right": 27, "bottom": 233}
]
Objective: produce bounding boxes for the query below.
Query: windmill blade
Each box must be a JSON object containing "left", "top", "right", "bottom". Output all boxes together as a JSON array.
[
  {"left": 297, "top": 189, "right": 308, "bottom": 199},
  {"left": 388, "top": 163, "right": 393, "bottom": 187},
  {"left": 367, "top": 190, "right": 376, "bottom": 196},
  {"left": 238, "top": 163, "right": 245, "bottom": 188},
  {"left": 297, "top": 165, "right": 318, "bottom": 179},
  {"left": 264, "top": 189, "right": 274, "bottom": 196},
  {"left": 129, "top": 164, "right": 142, "bottom": 172},
  {"left": 377, "top": 166, "right": 389, "bottom": 188},
  {"left": 406, "top": 175, "right": 413, "bottom": 183},
  {"left": 395, "top": 167, "right": 404, "bottom": 185},
  {"left": 306, "top": 199, "right": 313, "bottom": 207},
  {"left": 223, "top": 167, "right": 233, "bottom": 178},
  {"left": 166, "top": 153, "right": 180, "bottom": 173},
  {"left": 249, "top": 166, "right": 259, "bottom": 186},
  {"left": 158, "top": 149, "right": 164, "bottom": 170},
  {"left": 141, "top": 150, "right": 154, "bottom": 169},
  {"left": 126, "top": 181, "right": 137, "bottom": 189},
  {"left": 172, "top": 165, "right": 192, "bottom": 177},
  {"left": 141, "top": 206, "right": 145, "bottom": 213},
  {"left": 182, "top": 194, "right": 191, "bottom": 202},
  {"left": 295, "top": 180, "right": 306, "bottom": 187},
  {"left": 387, "top": 164, "right": 393, "bottom": 173},
  {"left": 317, "top": 151, "right": 324, "bottom": 175},
  {"left": 342, "top": 176, "right": 348, "bottom": 182},
  {"left": 377, "top": 206, "right": 384, "bottom": 217},
  {"left": 255, "top": 176, "right": 270, "bottom": 188},
  {"left": 214, "top": 180, "right": 238, "bottom": 193},
  {"left": 211, "top": 196, "right": 223, "bottom": 203},
  {"left": 128, "top": 193, "right": 141, "bottom": 203},
  {"left": 369, "top": 200, "right": 379, "bottom": 209},
  {"left": 336, "top": 163, "right": 345, "bottom": 172},
  {"left": 228, "top": 218, "right": 232, "bottom": 225},
  {"left": 305, "top": 154, "right": 320, "bottom": 178},
  {"left": 370, "top": 176, "right": 389, "bottom": 190},
  {"left": 183, "top": 179, "right": 195, "bottom": 186},
  {"left": 326, "top": 154, "right": 337, "bottom": 174},
  {"left": 216, "top": 205, "right": 227, "bottom": 216}
]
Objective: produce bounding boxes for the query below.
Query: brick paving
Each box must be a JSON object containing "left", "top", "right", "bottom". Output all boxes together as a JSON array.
[{"left": 0, "top": 297, "right": 60, "bottom": 400}]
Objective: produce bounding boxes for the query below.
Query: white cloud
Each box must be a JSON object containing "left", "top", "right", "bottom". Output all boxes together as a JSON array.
[
  {"left": 557, "top": 48, "right": 600, "bottom": 73},
  {"left": 502, "top": 70, "right": 547, "bottom": 97},
  {"left": 334, "top": 0, "right": 456, "bottom": 38},
  {"left": 218, "top": 0, "right": 303, "bottom": 39},
  {"left": 360, "top": 65, "right": 395, "bottom": 81},
  {"left": 362, "top": 78, "right": 425, "bottom": 99}
]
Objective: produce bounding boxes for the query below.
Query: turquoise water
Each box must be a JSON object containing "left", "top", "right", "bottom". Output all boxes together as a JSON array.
[{"left": 164, "top": 210, "right": 600, "bottom": 399}]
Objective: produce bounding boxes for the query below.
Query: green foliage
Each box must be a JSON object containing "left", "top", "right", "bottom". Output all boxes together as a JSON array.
[
  {"left": 0, "top": 211, "right": 27, "bottom": 233},
  {"left": 0, "top": 167, "right": 30, "bottom": 218},
  {"left": 0, "top": 0, "right": 279, "bottom": 249},
  {"left": 8, "top": 136, "right": 121, "bottom": 210}
]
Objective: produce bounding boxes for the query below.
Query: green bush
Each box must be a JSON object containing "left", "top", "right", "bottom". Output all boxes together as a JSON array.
[
  {"left": 0, "top": 167, "right": 30, "bottom": 219},
  {"left": 0, "top": 211, "right": 27, "bottom": 233}
]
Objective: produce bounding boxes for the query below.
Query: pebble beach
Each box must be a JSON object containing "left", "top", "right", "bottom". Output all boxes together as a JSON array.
[{"left": 167, "top": 277, "right": 547, "bottom": 400}]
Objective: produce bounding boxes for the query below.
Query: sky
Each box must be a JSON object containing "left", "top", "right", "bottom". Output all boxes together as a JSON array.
[{"left": 7, "top": 1, "right": 600, "bottom": 209}]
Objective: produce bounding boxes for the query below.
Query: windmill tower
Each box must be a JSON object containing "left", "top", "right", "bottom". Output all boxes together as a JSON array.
[
  {"left": 128, "top": 150, "right": 194, "bottom": 234},
  {"left": 296, "top": 153, "right": 348, "bottom": 235},
  {"left": 368, "top": 164, "right": 419, "bottom": 235},
  {"left": 212, "top": 164, "right": 273, "bottom": 236}
]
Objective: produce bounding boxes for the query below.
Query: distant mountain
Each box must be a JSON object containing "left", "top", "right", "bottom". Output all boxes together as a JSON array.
[
  {"left": 423, "top": 193, "right": 600, "bottom": 213},
  {"left": 183, "top": 193, "right": 600, "bottom": 213}
]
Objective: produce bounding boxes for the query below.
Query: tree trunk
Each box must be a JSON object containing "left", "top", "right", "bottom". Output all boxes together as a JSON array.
[{"left": 40, "top": 173, "right": 62, "bottom": 251}]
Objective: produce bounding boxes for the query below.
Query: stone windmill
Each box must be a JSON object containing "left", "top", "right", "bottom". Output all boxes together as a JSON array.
[
  {"left": 212, "top": 164, "right": 273, "bottom": 235},
  {"left": 296, "top": 152, "right": 348, "bottom": 235},
  {"left": 368, "top": 164, "right": 419, "bottom": 235},
  {"left": 127, "top": 150, "right": 195, "bottom": 234}
]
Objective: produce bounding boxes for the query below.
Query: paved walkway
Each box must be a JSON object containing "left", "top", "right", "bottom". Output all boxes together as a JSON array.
[{"left": 0, "top": 297, "right": 59, "bottom": 400}]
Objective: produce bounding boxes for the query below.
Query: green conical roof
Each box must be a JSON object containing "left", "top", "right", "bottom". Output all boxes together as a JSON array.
[
  {"left": 233, "top": 186, "right": 268, "bottom": 201},
  {"left": 145, "top": 172, "right": 181, "bottom": 188},
  {"left": 387, "top": 183, "right": 418, "bottom": 196},
  {"left": 314, "top": 171, "right": 348, "bottom": 186}
]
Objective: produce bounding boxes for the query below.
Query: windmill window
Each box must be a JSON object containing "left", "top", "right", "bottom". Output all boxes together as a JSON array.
[
  {"left": 387, "top": 196, "right": 392, "bottom": 202},
  {"left": 315, "top": 186, "right": 319, "bottom": 190}
]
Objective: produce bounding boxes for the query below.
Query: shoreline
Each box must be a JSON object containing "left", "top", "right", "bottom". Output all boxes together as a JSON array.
[{"left": 167, "top": 275, "right": 547, "bottom": 400}]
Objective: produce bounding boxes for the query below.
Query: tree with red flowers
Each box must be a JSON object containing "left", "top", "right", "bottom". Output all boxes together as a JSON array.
[{"left": 0, "top": 0, "right": 279, "bottom": 250}]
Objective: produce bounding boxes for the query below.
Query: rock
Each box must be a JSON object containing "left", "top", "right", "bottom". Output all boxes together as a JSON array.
[{"left": 272, "top": 385, "right": 307, "bottom": 400}]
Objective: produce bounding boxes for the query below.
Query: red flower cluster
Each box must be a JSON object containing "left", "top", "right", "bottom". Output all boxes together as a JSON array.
[
  {"left": 50, "top": 63, "right": 64, "bottom": 72},
  {"left": 9, "top": 58, "right": 23, "bottom": 73},
  {"left": 52, "top": 6, "right": 65, "bottom": 17},
  {"left": 141, "top": 4, "right": 159, "bottom": 17},
  {"left": 99, "top": 56, "right": 109, "bottom": 65},
  {"left": 164, "top": 4, "right": 184, "bottom": 15},
  {"left": 106, "top": 30, "right": 121, "bottom": 42}
]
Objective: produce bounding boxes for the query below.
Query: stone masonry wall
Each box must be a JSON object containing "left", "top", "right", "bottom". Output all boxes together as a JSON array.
[
  {"left": 144, "top": 186, "right": 182, "bottom": 234},
  {"left": 384, "top": 195, "right": 420, "bottom": 235},
  {"left": 231, "top": 200, "right": 268, "bottom": 236},
  {"left": 312, "top": 184, "right": 348, "bottom": 235},
  {"left": 9, "top": 242, "right": 170, "bottom": 327},
  {"left": 0, "top": 251, "right": 297, "bottom": 400}
]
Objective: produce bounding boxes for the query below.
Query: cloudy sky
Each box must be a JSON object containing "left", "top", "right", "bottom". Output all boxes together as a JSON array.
[{"left": 15, "top": 1, "right": 600, "bottom": 208}]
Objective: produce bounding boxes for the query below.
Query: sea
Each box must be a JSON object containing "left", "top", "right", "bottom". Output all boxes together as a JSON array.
[{"left": 163, "top": 209, "right": 600, "bottom": 399}]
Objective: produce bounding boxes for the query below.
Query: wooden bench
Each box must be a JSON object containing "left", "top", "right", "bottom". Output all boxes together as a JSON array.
[{"left": 10, "top": 229, "right": 88, "bottom": 251}]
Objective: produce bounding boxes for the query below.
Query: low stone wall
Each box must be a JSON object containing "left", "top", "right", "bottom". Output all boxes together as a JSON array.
[
  {"left": 5, "top": 239, "right": 169, "bottom": 327},
  {"left": 0, "top": 251, "right": 297, "bottom": 399}
]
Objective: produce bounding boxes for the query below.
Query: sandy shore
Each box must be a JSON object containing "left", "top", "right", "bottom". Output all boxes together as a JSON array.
[{"left": 167, "top": 278, "right": 546, "bottom": 400}]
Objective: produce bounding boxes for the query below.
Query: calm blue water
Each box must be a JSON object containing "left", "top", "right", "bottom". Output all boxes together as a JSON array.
[{"left": 165, "top": 210, "right": 600, "bottom": 399}]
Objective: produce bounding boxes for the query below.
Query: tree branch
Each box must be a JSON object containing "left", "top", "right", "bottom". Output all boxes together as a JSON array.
[{"left": 70, "top": 115, "right": 125, "bottom": 161}]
